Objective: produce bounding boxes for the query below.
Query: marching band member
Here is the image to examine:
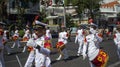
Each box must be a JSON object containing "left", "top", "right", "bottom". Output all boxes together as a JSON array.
[
  {"left": 11, "top": 28, "right": 21, "bottom": 48},
  {"left": 0, "top": 22, "right": 5, "bottom": 67},
  {"left": 75, "top": 26, "right": 84, "bottom": 56},
  {"left": 22, "top": 27, "right": 31, "bottom": 52},
  {"left": 46, "top": 27, "right": 52, "bottom": 40},
  {"left": 56, "top": 28, "right": 69, "bottom": 60},
  {"left": 82, "top": 29, "right": 109, "bottom": 67},
  {"left": 95, "top": 29, "right": 103, "bottom": 48},
  {"left": 45, "top": 27, "right": 52, "bottom": 47},
  {"left": 3, "top": 29, "right": 11, "bottom": 55},
  {"left": 24, "top": 28, "right": 38, "bottom": 67},
  {"left": 25, "top": 20, "right": 51, "bottom": 67},
  {"left": 113, "top": 25, "right": 120, "bottom": 60},
  {"left": 22, "top": 27, "right": 31, "bottom": 42}
]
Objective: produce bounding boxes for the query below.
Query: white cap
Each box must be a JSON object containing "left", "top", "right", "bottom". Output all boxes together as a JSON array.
[{"left": 35, "top": 20, "right": 47, "bottom": 26}]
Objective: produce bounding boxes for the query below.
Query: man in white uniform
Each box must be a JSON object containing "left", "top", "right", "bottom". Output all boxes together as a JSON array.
[
  {"left": 56, "top": 28, "right": 69, "bottom": 60},
  {"left": 25, "top": 20, "right": 51, "bottom": 67},
  {"left": 75, "top": 26, "right": 84, "bottom": 56}
]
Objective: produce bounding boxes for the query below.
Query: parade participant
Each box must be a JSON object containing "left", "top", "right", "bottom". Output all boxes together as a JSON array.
[
  {"left": 25, "top": 20, "right": 51, "bottom": 67},
  {"left": 22, "top": 26, "right": 31, "bottom": 52},
  {"left": 0, "top": 22, "right": 5, "bottom": 67},
  {"left": 46, "top": 27, "right": 52, "bottom": 40},
  {"left": 22, "top": 27, "right": 31, "bottom": 42},
  {"left": 113, "top": 25, "right": 120, "bottom": 60},
  {"left": 45, "top": 27, "right": 52, "bottom": 47},
  {"left": 11, "top": 27, "right": 21, "bottom": 48},
  {"left": 95, "top": 29, "right": 103, "bottom": 48},
  {"left": 56, "top": 27, "right": 69, "bottom": 60},
  {"left": 75, "top": 26, "right": 84, "bottom": 56},
  {"left": 82, "top": 29, "right": 109, "bottom": 67},
  {"left": 3, "top": 29, "right": 11, "bottom": 55}
]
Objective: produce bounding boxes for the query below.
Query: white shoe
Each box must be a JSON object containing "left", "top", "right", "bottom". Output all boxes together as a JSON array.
[
  {"left": 8, "top": 53, "right": 11, "bottom": 55},
  {"left": 11, "top": 47, "right": 14, "bottom": 48},
  {"left": 56, "top": 58, "right": 60, "bottom": 60}
]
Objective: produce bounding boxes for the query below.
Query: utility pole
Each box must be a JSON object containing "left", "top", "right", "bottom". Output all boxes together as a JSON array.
[{"left": 63, "top": 0, "right": 66, "bottom": 28}]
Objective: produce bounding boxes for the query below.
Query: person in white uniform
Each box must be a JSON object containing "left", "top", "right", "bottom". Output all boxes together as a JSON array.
[
  {"left": 11, "top": 28, "right": 21, "bottom": 48},
  {"left": 22, "top": 27, "right": 31, "bottom": 52},
  {"left": 0, "top": 22, "right": 5, "bottom": 67},
  {"left": 3, "top": 29, "right": 11, "bottom": 55},
  {"left": 75, "top": 26, "right": 84, "bottom": 56},
  {"left": 82, "top": 29, "right": 109, "bottom": 67},
  {"left": 114, "top": 25, "right": 120, "bottom": 60},
  {"left": 56, "top": 28, "right": 69, "bottom": 60},
  {"left": 25, "top": 20, "right": 51, "bottom": 67}
]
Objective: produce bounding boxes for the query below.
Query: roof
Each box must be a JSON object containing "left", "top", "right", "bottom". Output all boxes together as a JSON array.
[{"left": 101, "top": 1, "right": 120, "bottom": 8}]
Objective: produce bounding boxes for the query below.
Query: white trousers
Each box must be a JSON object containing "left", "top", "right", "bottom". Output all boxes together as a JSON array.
[{"left": 24, "top": 51, "right": 35, "bottom": 67}]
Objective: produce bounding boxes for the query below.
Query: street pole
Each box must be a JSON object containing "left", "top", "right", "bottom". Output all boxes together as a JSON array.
[{"left": 63, "top": 0, "right": 66, "bottom": 28}]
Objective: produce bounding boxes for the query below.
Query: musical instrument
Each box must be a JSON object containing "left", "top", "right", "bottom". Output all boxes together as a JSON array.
[
  {"left": 56, "top": 41, "right": 65, "bottom": 51},
  {"left": 91, "top": 50, "right": 109, "bottom": 67}
]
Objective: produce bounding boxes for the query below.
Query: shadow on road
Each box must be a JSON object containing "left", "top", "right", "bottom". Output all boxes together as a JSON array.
[{"left": 51, "top": 55, "right": 79, "bottom": 64}]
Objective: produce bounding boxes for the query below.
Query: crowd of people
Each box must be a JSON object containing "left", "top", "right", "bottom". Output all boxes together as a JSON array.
[{"left": 0, "top": 19, "right": 120, "bottom": 67}]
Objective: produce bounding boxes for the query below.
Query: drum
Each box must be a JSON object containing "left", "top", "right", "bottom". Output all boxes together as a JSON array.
[
  {"left": 91, "top": 50, "right": 109, "bottom": 67},
  {"left": 56, "top": 41, "right": 65, "bottom": 51},
  {"left": 44, "top": 42, "right": 52, "bottom": 50}
]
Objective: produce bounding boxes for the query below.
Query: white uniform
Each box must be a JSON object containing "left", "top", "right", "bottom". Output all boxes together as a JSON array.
[
  {"left": 26, "top": 36, "right": 51, "bottom": 67},
  {"left": 83, "top": 34, "right": 108, "bottom": 67},
  {"left": 32, "top": 33, "right": 38, "bottom": 40},
  {"left": 0, "top": 32, "right": 5, "bottom": 67},
  {"left": 46, "top": 29, "right": 52, "bottom": 39},
  {"left": 11, "top": 30, "right": 21, "bottom": 48},
  {"left": 35, "top": 36, "right": 51, "bottom": 67},
  {"left": 3, "top": 30, "right": 11, "bottom": 54},
  {"left": 114, "top": 32, "right": 120, "bottom": 59},
  {"left": 56, "top": 31, "right": 69, "bottom": 60},
  {"left": 95, "top": 31, "right": 103, "bottom": 48},
  {"left": 23, "top": 29, "right": 31, "bottom": 40},
  {"left": 22, "top": 29, "right": 31, "bottom": 52},
  {"left": 75, "top": 29, "right": 84, "bottom": 56}
]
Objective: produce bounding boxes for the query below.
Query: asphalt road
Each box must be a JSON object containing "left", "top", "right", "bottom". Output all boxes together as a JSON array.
[{"left": 4, "top": 37, "right": 120, "bottom": 67}]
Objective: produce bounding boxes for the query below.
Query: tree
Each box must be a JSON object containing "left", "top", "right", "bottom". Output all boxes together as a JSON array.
[
  {"left": 0, "top": 0, "right": 7, "bottom": 21},
  {"left": 66, "top": 0, "right": 102, "bottom": 20}
]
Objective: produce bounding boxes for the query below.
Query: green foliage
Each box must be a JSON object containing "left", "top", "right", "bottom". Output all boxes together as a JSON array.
[
  {"left": 19, "top": 30, "right": 24, "bottom": 37},
  {"left": 68, "top": 0, "right": 101, "bottom": 18}
]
